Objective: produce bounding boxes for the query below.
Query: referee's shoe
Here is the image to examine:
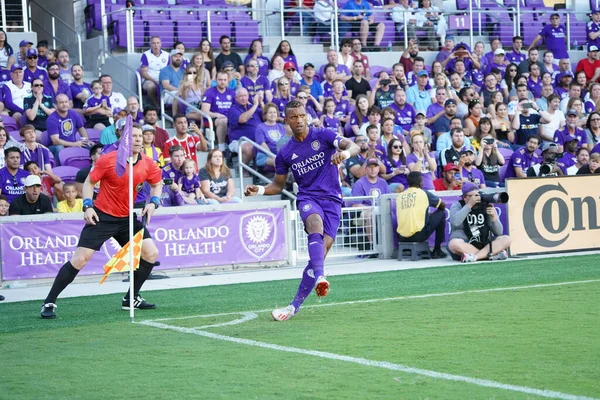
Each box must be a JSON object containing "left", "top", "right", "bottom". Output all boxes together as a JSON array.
[{"left": 122, "top": 295, "right": 156, "bottom": 310}]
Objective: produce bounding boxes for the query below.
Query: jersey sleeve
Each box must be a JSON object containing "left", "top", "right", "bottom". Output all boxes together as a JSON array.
[
  {"left": 89, "top": 153, "right": 111, "bottom": 183},
  {"left": 140, "top": 53, "right": 149, "bottom": 68},
  {"left": 275, "top": 151, "right": 289, "bottom": 176},
  {"left": 320, "top": 127, "right": 344, "bottom": 149},
  {"left": 425, "top": 190, "right": 441, "bottom": 208}
]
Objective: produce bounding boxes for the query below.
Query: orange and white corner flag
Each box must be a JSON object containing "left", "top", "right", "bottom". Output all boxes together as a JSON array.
[{"left": 99, "top": 229, "right": 144, "bottom": 284}]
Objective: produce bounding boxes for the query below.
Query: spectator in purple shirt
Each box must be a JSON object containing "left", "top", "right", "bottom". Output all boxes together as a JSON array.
[
  {"left": 529, "top": 14, "right": 568, "bottom": 60},
  {"left": 19, "top": 124, "right": 52, "bottom": 172},
  {"left": 0, "top": 146, "right": 29, "bottom": 203},
  {"left": 44, "top": 62, "right": 73, "bottom": 105},
  {"left": 22, "top": 48, "right": 47, "bottom": 84},
  {"left": 228, "top": 87, "right": 264, "bottom": 166},
  {"left": 46, "top": 94, "right": 89, "bottom": 163},
  {"left": 527, "top": 63, "right": 543, "bottom": 99},
  {"left": 273, "top": 40, "right": 299, "bottom": 71},
  {"left": 505, "top": 135, "right": 542, "bottom": 178},
  {"left": 458, "top": 145, "right": 486, "bottom": 188},
  {"left": 36, "top": 40, "right": 49, "bottom": 69},
  {"left": 255, "top": 103, "right": 286, "bottom": 168},
  {"left": 241, "top": 58, "right": 273, "bottom": 103},
  {"left": 244, "top": 39, "right": 271, "bottom": 78},
  {"left": 70, "top": 64, "right": 91, "bottom": 110},
  {"left": 484, "top": 48, "right": 507, "bottom": 76},
  {"left": 389, "top": 88, "right": 416, "bottom": 135},
  {"left": 505, "top": 36, "right": 527, "bottom": 65},
  {"left": 201, "top": 70, "right": 236, "bottom": 153},
  {"left": 56, "top": 49, "right": 73, "bottom": 84},
  {"left": 407, "top": 133, "right": 436, "bottom": 190}
]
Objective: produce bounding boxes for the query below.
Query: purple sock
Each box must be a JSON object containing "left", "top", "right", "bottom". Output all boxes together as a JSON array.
[
  {"left": 307, "top": 233, "right": 325, "bottom": 279},
  {"left": 290, "top": 261, "right": 315, "bottom": 311}
]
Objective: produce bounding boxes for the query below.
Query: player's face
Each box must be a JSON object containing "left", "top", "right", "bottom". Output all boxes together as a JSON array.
[
  {"left": 131, "top": 127, "right": 143, "bottom": 154},
  {"left": 285, "top": 106, "right": 308, "bottom": 135}
]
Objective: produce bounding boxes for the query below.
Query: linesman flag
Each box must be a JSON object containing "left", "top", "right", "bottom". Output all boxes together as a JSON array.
[{"left": 99, "top": 229, "right": 144, "bottom": 284}]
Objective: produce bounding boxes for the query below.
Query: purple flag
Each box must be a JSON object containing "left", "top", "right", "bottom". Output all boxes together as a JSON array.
[{"left": 115, "top": 115, "right": 133, "bottom": 177}]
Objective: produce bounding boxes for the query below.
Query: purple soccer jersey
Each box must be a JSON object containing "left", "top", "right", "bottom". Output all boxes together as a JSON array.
[
  {"left": 505, "top": 146, "right": 542, "bottom": 178},
  {"left": 539, "top": 24, "right": 568, "bottom": 60},
  {"left": 46, "top": 109, "right": 84, "bottom": 143},
  {"left": 527, "top": 77, "right": 543, "bottom": 99},
  {"left": 179, "top": 174, "right": 200, "bottom": 194},
  {"left": 202, "top": 87, "right": 236, "bottom": 115},
  {"left": 273, "top": 95, "right": 293, "bottom": 118},
  {"left": 228, "top": 102, "right": 262, "bottom": 142},
  {"left": 70, "top": 81, "right": 92, "bottom": 109},
  {"left": 244, "top": 54, "right": 270, "bottom": 77},
  {"left": 322, "top": 81, "right": 348, "bottom": 98},
  {"left": 162, "top": 162, "right": 182, "bottom": 182},
  {"left": 587, "top": 21, "right": 600, "bottom": 49},
  {"left": 43, "top": 79, "right": 72, "bottom": 102},
  {"left": 23, "top": 67, "right": 48, "bottom": 84},
  {"left": 461, "top": 167, "right": 486, "bottom": 187},
  {"left": 389, "top": 103, "right": 416, "bottom": 132},
  {"left": 240, "top": 75, "right": 271, "bottom": 97},
  {"left": 322, "top": 115, "right": 341, "bottom": 131},
  {"left": 349, "top": 111, "right": 368, "bottom": 127},
  {"left": 553, "top": 127, "right": 587, "bottom": 148},
  {"left": 271, "top": 80, "right": 300, "bottom": 97},
  {"left": 0, "top": 167, "right": 30, "bottom": 203},
  {"left": 255, "top": 122, "right": 286, "bottom": 154},
  {"left": 382, "top": 157, "right": 409, "bottom": 186},
  {"left": 21, "top": 145, "right": 51, "bottom": 169},
  {"left": 506, "top": 51, "right": 527, "bottom": 64},
  {"left": 332, "top": 96, "right": 350, "bottom": 118},
  {"left": 406, "top": 153, "right": 434, "bottom": 190},
  {"left": 349, "top": 176, "right": 390, "bottom": 206}
]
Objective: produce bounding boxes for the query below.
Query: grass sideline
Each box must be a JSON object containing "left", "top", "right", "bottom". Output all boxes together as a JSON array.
[{"left": 1, "top": 255, "right": 599, "bottom": 399}]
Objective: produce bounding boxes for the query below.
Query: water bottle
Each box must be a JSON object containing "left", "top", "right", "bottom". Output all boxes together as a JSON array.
[
  {"left": 388, "top": 41, "right": 393, "bottom": 52},
  {"left": 573, "top": 40, "right": 578, "bottom": 51},
  {"left": 6, "top": 281, "right": 27, "bottom": 289}
]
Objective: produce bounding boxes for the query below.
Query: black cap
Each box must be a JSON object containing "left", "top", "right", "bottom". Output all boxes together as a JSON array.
[{"left": 304, "top": 62, "right": 315, "bottom": 69}]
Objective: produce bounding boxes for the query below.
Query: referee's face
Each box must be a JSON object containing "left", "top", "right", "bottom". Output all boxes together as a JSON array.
[{"left": 132, "top": 126, "right": 143, "bottom": 154}]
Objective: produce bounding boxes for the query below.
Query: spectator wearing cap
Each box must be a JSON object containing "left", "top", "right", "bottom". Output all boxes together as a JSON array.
[
  {"left": 215, "top": 35, "right": 244, "bottom": 74},
  {"left": 396, "top": 171, "right": 447, "bottom": 259},
  {"left": 587, "top": 8, "right": 600, "bottom": 49},
  {"left": 70, "top": 64, "right": 92, "bottom": 111},
  {"left": 527, "top": 142, "right": 564, "bottom": 177},
  {"left": 505, "top": 135, "right": 542, "bottom": 178},
  {"left": 216, "top": 61, "right": 242, "bottom": 91},
  {"left": 410, "top": 111, "right": 433, "bottom": 145},
  {"left": 483, "top": 48, "right": 507, "bottom": 76},
  {"left": 554, "top": 109, "right": 587, "bottom": 153},
  {"left": 447, "top": 182, "right": 510, "bottom": 263},
  {"left": 458, "top": 145, "right": 486, "bottom": 188},
  {"left": 2, "top": 64, "right": 31, "bottom": 121},
  {"left": 8, "top": 174, "right": 53, "bottom": 215},
  {"left": 577, "top": 152, "right": 600, "bottom": 175},
  {"left": 56, "top": 49, "right": 73, "bottom": 84},
  {"left": 558, "top": 133, "right": 580, "bottom": 174},
  {"left": 23, "top": 78, "right": 55, "bottom": 132},
  {"left": 99, "top": 107, "right": 128, "bottom": 145},
  {"left": 159, "top": 49, "right": 185, "bottom": 104},
  {"left": 202, "top": 70, "right": 235, "bottom": 153},
  {"left": 46, "top": 93, "right": 89, "bottom": 163},
  {"left": 442, "top": 43, "right": 480, "bottom": 75},
  {"left": 440, "top": 127, "right": 467, "bottom": 168},
  {"left": 518, "top": 48, "right": 546, "bottom": 76},
  {"left": 140, "top": 36, "right": 170, "bottom": 107},
  {"left": 433, "top": 163, "right": 461, "bottom": 191},
  {"left": 505, "top": 36, "right": 527, "bottom": 65},
  {"left": 432, "top": 98, "right": 457, "bottom": 139},
  {"left": 436, "top": 36, "right": 455, "bottom": 64},
  {"left": 241, "top": 58, "right": 273, "bottom": 104},
  {"left": 339, "top": 0, "right": 385, "bottom": 49},
  {"left": 99, "top": 74, "right": 127, "bottom": 113},
  {"left": 554, "top": 71, "right": 572, "bottom": 99},
  {"left": 140, "top": 124, "right": 164, "bottom": 167},
  {"left": 22, "top": 48, "right": 47, "bottom": 84},
  {"left": 300, "top": 62, "right": 324, "bottom": 104},
  {"left": 529, "top": 14, "right": 568, "bottom": 61},
  {"left": 406, "top": 70, "right": 432, "bottom": 112},
  {"left": 16, "top": 40, "right": 33, "bottom": 68},
  {"left": 345, "top": 59, "right": 371, "bottom": 103},
  {"left": 0, "top": 146, "right": 30, "bottom": 203},
  {"left": 83, "top": 79, "right": 112, "bottom": 129},
  {"left": 44, "top": 62, "right": 73, "bottom": 106},
  {"left": 575, "top": 44, "right": 600, "bottom": 82},
  {"left": 36, "top": 40, "right": 48, "bottom": 68},
  {"left": 0, "top": 30, "right": 15, "bottom": 70},
  {"left": 271, "top": 61, "right": 300, "bottom": 96}
]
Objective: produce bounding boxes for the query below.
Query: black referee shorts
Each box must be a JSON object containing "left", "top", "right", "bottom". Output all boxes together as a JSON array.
[{"left": 78, "top": 208, "right": 152, "bottom": 251}]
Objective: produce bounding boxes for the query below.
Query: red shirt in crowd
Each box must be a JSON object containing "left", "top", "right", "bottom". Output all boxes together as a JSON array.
[
  {"left": 432, "top": 178, "right": 460, "bottom": 191},
  {"left": 163, "top": 134, "right": 201, "bottom": 165}
]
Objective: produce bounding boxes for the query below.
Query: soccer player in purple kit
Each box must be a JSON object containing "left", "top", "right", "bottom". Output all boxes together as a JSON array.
[{"left": 245, "top": 100, "right": 360, "bottom": 321}]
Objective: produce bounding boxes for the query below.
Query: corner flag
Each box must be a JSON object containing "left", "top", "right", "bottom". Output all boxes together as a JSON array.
[
  {"left": 115, "top": 115, "right": 133, "bottom": 177},
  {"left": 99, "top": 229, "right": 144, "bottom": 284}
]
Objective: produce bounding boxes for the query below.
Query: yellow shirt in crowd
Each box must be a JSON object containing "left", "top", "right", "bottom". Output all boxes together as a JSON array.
[
  {"left": 57, "top": 199, "right": 83, "bottom": 213},
  {"left": 396, "top": 187, "right": 441, "bottom": 238}
]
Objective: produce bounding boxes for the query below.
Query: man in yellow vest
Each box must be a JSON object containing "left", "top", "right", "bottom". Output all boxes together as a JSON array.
[{"left": 396, "top": 171, "right": 447, "bottom": 258}]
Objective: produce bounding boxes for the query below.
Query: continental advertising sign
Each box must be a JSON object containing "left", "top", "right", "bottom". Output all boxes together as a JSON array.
[{"left": 506, "top": 176, "right": 600, "bottom": 255}]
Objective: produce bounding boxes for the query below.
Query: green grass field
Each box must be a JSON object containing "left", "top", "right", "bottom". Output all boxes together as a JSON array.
[{"left": 1, "top": 255, "right": 599, "bottom": 399}]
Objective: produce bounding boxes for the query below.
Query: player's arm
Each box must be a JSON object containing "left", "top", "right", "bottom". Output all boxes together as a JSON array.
[
  {"left": 332, "top": 137, "right": 360, "bottom": 165},
  {"left": 245, "top": 173, "right": 286, "bottom": 196}
]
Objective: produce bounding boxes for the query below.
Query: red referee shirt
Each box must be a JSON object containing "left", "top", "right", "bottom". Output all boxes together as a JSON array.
[{"left": 89, "top": 151, "right": 162, "bottom": 217}]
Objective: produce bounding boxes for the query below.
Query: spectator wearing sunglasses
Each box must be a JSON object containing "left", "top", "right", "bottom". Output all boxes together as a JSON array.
[
  {"left": 24, "top": 78, "right": 55, "bottom": 131},
  {"left": 22, "top": 48, "right": 47, "bottom": 84}
]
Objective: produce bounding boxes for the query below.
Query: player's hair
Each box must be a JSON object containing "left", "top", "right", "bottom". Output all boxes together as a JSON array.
[
  {"left": 169, "top": 144, "right": 184, "bottom": 157},
  {"left": 23, "top": 161, "right": 39, "bottom": 171},
  {"left": 284, "top": 100, "right": 304, "bottom": 117},
  {"left": 407, "top": 171, "right": 422, "bottom": 188},
  {"left": 19, "top": 124, "right": 36, "bottom": 137},
  {"left": 4, "top": 146, "right": 21, "bottom": 158},
  {"left": 205, "top": 148, "right": 230, "bottom": 180}
]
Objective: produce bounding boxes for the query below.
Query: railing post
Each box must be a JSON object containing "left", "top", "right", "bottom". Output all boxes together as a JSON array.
[
  {"left": 299, "top": 5, "right": 304, "bottom": 37},
  {"left": 23, "top": 0, "right": 29, "bottom": 32},
  {"left": 207, "top": 11, "right": 212, "bottom": 42},
  {"left": 566, "top": 12, "right": 571, "bottom": 52},
  {"left": 468, "top": 0, "right": 473, "bottom": 48},
  {"left": 127, "top": 7, "right": 134, "bottom": 53},
  {"left": 280, "top": 0, "right": 285, "bottom": 41},
  {"left": 516, "top": 0, "right": 521, "bottom": 36},
  {"left": 333, "top": 0, "right": 339, "bottom": 50},
  {"left": 101, "top": 0, "right": 108, "bottom": 59},
  {"left": 403, "top": 10, "right": 408, "bottom": 48},
  {"left": 1, "top": 1, "right": 7, "bottom": 32},
  {"left": 51, "top": 17, "right": 57, "bottom": 49}
]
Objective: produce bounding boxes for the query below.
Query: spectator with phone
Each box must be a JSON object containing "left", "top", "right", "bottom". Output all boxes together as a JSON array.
[
  {"left": 475, "top": 135, "right": 505, "bottom": 187},
  {"left": 512, "top": 98, "right": 550, "bottom": 147},
  {"left": 433, "top": 163, "right": 461, "bottom": 191},
  {"left": 380, "top": 137, "right": 409, "bottom": 192},
  {"left": 407, "top": 132, "right": 436, "bottom": 190}
]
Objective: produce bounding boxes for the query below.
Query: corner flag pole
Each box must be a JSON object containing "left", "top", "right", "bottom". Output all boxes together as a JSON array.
[{"left": 128, "top": 148, "right": 135, "bottom": 322}]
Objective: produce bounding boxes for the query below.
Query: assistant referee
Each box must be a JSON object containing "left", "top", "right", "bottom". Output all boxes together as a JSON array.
[{"left": 41, "top": 123, "right": 163, "bottom": 319}]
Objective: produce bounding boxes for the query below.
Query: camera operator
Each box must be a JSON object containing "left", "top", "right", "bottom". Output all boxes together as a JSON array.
[
  {"left": 447, "top": 183, "right": 511, "bottom": 263},
  {"left": 526, "top": 142, "right": 565, "bottom": 177}
]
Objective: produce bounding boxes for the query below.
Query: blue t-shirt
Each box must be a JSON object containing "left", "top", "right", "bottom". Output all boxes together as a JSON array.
[
  {"left": 300, "top": 78, "right": 324, "bottom": 101},
  {"left": 341, "top": 0, "right": 373, "bottom": 18},
  {"left": 275, "top": 127, "right": 343, "bottom": 201},
  {"left": 158, "top": 65, "right": 184, "bottom": 91}
]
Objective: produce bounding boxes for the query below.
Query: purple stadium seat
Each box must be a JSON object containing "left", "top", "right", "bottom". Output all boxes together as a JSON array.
[
  {"left": 177, "top": 21, "right": 205, "bottom": 48},
  {"left": 232, "top": 21, "right": 260, "bottom": 48},
  {"left": 52, "top": 166, "right": 80, "bottom": 184},
  {"left": 2, "top": 115, "right": 18, "bottom": 132},
  {"left": 48, "top": 151, "right": 55, "bottom": 168},
  {"left": 114, "top": 14, "right": 145, "bottom": 48},
  {"left": 205, "top": 14, "right": 231, "bottom": 43},
  {"left": 148, "top": 21, "right": 175, "bottom": 48},
  {"left": 40, "top": 130, "right": 51, "bottom": 146},
  {"left": 9, "top": 130, "right": 21, "bottom": 142},
  {"left": 498, "top": 163, "right": 509, "bottom": 184},
  {"left": 456, "top": 0, "right": 469, "bottom": 10},
  {"left": 568, "top": 19, "right": 588, "bottom": 47},
  {"left": 177, "top": 0, "right": 201, "bottom": 4},
  {"left": 498, "top": 147, "right": 513, "bottom": 160},
  {"left": 59, "top": 147, "right": 92, "bottom": 169},
  {"left": 85, "top": 128, "right": 102, "bottom": 142},
  {"left": 370, "top": 65, "right": 391, "bottom": 78},
  {"left": 169, "top": 7, "right": 199, "bottom": 21},
  {"left": 144, "top": 0, "right": 170, "bottom": 5},
  {"left": 522, "top": 22, "right": 539, "bottom": 46}
]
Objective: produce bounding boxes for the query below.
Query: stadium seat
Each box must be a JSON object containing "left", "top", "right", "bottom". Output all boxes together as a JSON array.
[
  {"left": 498, "top": 147, "right": 513, "bottom": 160},
  {"left": 498, "top": 163, "right": 509, "bottom": 184},
  {"left": 58, "top": 147, "right": 92, "bottom": 170},
  {"left": 204, "top": 13, "right": 231, "bottom": 43},
  {"left": 148, "top": 21, "right": 175, "bottom": 48},
  {"left": 9, "top": 130, "right": 22, "bottom": 142},
  {"left": 52, "top": 166, "right": 81, "bottom": 184},
  {"left": 85, "top": 128, "right": 102, "bottom": 143},
  {"left": 2, "top": 115, "right": 19, "bottom": 132},
  {"left": 177, "top": 21, "right": 205, "bottom": 48},
  {"left": 40, "top": 130, "right": 51, "bottom": 146},
  {"left": 113, "top": 14, "right": 146, "bottom": 49},
  {"left": 397, "top": 241, "right": 431, "bottom": 261}
]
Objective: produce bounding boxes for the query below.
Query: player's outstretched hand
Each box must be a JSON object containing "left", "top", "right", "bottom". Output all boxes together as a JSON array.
[
  {"left": 331, "top": 150, "right": 349, "bottom": 166},
  {"left": 84, "top": 208, "right": 99, "bottom": 225},
  {"left": 245, "top": 184, "right": 259, "bottom": 196}
]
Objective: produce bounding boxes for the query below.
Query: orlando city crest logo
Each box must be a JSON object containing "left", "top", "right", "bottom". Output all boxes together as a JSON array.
[{"left": 240, "top": 212, "right": 277, "bottom": 259}]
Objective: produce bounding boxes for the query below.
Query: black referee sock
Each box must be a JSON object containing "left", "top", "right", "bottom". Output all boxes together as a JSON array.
[
  {"left": 44, "top": 262, "right": 79, "bottom": 304},
  {"left": 124, "top": 258, "right": 154, "bottom": 299}
]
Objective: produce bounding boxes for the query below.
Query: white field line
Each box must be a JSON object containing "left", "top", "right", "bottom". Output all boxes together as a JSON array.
[
  {"left": 139, "top": 319, "right": 598, "bottom": 400},
  {"left": 147, "top": 279, "right": 600, "bottom": 322},
  {"left": 189, "top": 312, "right": 258, "bottom": 330}
]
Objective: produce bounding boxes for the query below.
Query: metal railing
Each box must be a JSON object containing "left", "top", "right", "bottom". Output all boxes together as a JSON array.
[
  {"left": 1, "top": 0, "right": 28, "bottom": 31},
  {"left": 101, "top": 52, "right": 143, "bottom": 105},
  {"left": 28, "top": 0, "right": 82, "bottom": 66},
  {"left": 160, "top": 91, "right": 216, "bottom": 149},
  {"left": 237, "top": 136, "right": 297, "bottom": 202}
]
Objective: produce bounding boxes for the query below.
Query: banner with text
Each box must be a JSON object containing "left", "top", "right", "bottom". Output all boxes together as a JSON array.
[
  {"left": 1, "top": 208, "right": 287, "bottom": 280},
  {"left": 506, "top": 176, "right": 600, "bottom": 255}
]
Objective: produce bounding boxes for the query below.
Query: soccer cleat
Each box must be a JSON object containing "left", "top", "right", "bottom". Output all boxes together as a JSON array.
[
  {"left": 461, "top": 253, "right": 477, "bottom": 263},
  {"left": 122, "top": 295, "right": 156, "bottom": 310},
  {"left": 40, "top": 303, "right": 57, "bottom": 319},
  {"left": 490, "top": 250, "right": 508, "bottom": 261},
  {"left": 314, "top": 276, "right": 330, "bottom": 298},
  {"left": 271, "top": 305, "right": 296, "bottom": 321}
]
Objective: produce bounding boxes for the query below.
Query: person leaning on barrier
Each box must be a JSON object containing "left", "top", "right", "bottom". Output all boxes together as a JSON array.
[
  {"left": 447, "top": 182, "right": 511, "bottom": 263},
  {"left": 396, "top": 171, "right": 447, "bottom": 259}
]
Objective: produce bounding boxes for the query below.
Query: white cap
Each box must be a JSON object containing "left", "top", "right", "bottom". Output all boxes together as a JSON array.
[
  {"left": 494, "top": 48, "right": 506, "bottom": 55},
  {"left": 23, "top": 175, "right": 41, "bottom": 187}
]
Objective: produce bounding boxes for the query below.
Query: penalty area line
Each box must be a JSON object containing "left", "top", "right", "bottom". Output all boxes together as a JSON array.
[{"left": 138, "top": 319, "right": 598, "bottom": 400}]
